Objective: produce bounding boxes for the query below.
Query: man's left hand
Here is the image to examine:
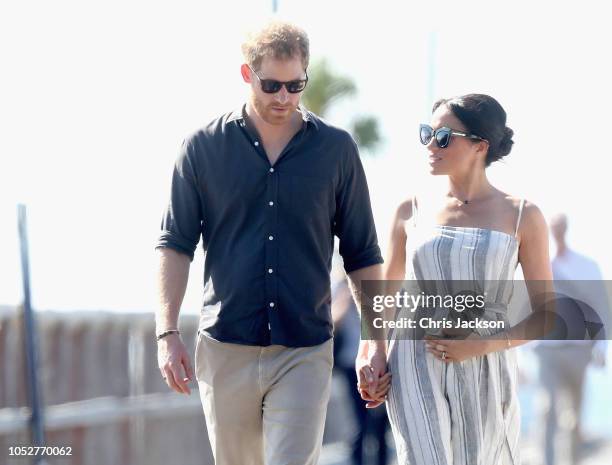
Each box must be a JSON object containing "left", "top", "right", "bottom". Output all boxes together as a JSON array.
[{"left": 356, "top": 340, "right": 390, "bottom": 408}]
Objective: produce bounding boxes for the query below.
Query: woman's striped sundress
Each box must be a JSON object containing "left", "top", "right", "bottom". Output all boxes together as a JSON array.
[{"left": 386, "top": 198, "right": 525, "bottom": 465}]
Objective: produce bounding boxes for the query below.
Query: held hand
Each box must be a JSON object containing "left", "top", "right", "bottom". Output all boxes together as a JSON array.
[
  {"left": 157, "top": 333, "right": 194, "bottom": 394},
  {"left": 355, "top": 340, "right": 391, "bottom": 408},
  {"left": 358, "top": 372, "right": 391, "bottom": 408},
  {"left": 425, "top": 333, "right": 492, "bottom": 363}
]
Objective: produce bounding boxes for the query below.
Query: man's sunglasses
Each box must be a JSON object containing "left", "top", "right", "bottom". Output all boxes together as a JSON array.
[
  {"left": 419, "top": 124, "right": 487, "bottom": 148},
  {"left": 249, "top": 66, "right": 308, "bottom": 94}
]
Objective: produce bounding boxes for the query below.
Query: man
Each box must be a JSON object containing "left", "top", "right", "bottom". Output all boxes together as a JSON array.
[
  {"left": 155, "top": 20, "right": 386, "bottom": 465},
  {"left": 535, "top": 213, "right": 608, "bottom": 465}
]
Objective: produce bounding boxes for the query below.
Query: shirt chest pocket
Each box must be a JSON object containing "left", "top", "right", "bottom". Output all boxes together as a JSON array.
[{"left": 283, "top": 174, "right": 335, "bottom": 220}]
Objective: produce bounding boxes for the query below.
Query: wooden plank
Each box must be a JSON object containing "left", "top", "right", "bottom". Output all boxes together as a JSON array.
[{"left": 0, "top": 393, "right": 202, "bottom": 434}]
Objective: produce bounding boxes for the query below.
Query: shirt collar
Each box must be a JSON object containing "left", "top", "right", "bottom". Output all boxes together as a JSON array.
[{"left": 228, "top": 104, "right": 319, "bottom": 131}]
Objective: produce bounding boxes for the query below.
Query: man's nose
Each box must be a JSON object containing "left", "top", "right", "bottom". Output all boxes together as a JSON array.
[{"left": 274, "top": 86, "right": 289, "bottom": 104}]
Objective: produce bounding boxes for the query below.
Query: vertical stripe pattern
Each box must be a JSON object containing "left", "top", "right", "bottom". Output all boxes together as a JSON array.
[{"left": 387, "top": 220, "right": 522, "bottom": 465}]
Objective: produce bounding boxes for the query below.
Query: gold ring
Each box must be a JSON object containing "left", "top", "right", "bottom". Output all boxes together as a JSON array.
[{"left": 441, "top": 351, "right": 447, "bottom": 360}]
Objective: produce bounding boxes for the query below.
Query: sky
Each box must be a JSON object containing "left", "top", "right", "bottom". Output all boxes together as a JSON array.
[{"left": 1, "top": 0, "right": 611, "bottom": 314}]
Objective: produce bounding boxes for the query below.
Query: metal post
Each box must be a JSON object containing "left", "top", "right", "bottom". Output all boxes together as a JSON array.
[
  {"left": 425, "top": 31, "right": 437, "bottom": 119},
  {"left": 18, "top": 204, "right": 46, "bottom": 464}
]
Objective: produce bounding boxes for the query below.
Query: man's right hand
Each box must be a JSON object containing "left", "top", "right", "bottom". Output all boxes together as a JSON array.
[{"left": 157, "top": 333, "right": 194, "bottom": 395}]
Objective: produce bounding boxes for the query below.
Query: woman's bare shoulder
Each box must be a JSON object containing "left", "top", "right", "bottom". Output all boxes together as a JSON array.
[
  {"left": 395, "top": 198, "right": 415, "bottom": 222},
  {"left": 499, "top": 193, "right": 546, "bottom": 237},
  {"left": 519, "top": 200, "right": 547, "bottom": 233}
]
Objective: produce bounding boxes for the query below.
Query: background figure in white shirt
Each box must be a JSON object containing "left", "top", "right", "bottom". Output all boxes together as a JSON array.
[{"left": 535, "top": 213, "right": 608, "bottom": 465}]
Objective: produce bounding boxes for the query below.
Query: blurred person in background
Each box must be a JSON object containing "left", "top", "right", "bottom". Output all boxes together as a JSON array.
[
  {"left": 154, "top": 20, "right": 386, "bottom": 465},
  {"left": 332, "top": 260, "right": 390, "bottom": 465},
  {"left": 374, "top": 94, "right": 554, "bottom": 464},
  {"left": 533, "top": 213, "right": 608, "bottom": 465}
]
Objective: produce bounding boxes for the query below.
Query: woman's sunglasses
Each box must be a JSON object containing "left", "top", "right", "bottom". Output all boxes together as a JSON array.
[
  {"left": 419, "top": 124, "right": 487, "bottom": 148},
  {"left": 249, "top": 66, "right": 308, "bottom": 94}
]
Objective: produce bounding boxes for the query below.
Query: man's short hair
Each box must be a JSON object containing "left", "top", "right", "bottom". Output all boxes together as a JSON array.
[{"left": 241, "top": 20, "right": 309, "bottom": 72}]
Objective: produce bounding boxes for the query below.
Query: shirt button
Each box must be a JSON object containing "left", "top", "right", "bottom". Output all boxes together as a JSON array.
[
  {"left": 269, "top": 167, "right": 275, "bottom": 173},
  {"left": 254, "top": 141, "right": 260, "bottom": 146},
  {"left": 268, "top": 201, "right": 274, "bottom": 206},
  {"left": 269, "top": 302, "right": 275, "bottom": 308},
  {"left": 268, "top": 235, "right": 274, "bottom": 241},
  {"left": 268, "top": 268, "right": 273, "bottom": 274}
]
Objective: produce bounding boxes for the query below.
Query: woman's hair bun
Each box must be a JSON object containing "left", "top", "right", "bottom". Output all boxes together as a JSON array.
[{"left": 497, "top": 126, "right": 514, "bottom": 158}]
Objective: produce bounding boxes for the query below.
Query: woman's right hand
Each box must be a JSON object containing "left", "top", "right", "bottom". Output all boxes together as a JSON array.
[
  {"left": 355, "top": 340, "right": 391, "bottom": 408},
  {"left": 358, "top": 371, "right": 392, "bottom": 408}
]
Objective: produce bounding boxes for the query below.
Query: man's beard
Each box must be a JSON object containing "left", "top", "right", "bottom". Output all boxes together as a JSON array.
[{"left": 252, "top": 95, "right": 296, "bottom": 126}]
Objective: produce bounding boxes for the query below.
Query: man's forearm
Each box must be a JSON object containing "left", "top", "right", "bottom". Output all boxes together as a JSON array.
[
  {"left": 347, "top": 264, "right": 385, "bottom": 342},
  {"left": 156, "top": 248, "right": 191, "bottom": 333}
]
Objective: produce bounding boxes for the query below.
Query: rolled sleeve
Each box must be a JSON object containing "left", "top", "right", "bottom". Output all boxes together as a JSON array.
[
  {"left": 156, "top": 139, "right": 203, "bottom": 261},
  {"left": 334, "top": 138, "right": 383, "bottom": 273}
]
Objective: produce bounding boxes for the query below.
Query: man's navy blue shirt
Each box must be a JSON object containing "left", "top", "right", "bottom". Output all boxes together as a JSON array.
[{"left": 157, "top": 105, "right": 383, "bottom": 347}]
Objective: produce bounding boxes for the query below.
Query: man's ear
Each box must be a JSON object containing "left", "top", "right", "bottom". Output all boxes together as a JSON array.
[{"left": 241, "top": 64, "right": 252, "bottom": 84}]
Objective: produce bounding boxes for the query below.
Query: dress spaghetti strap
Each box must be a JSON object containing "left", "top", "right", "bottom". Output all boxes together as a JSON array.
[
  {"left": 514, "top": 198, "right": 525, "bottom": 237},
  {"left": 412, "top": 196, "right": 418, "bottom": 227}
]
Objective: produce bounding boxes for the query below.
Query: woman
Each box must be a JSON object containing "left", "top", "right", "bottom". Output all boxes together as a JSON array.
[{"left": 358, "top": 94, "right": 553, "bottom": 465}]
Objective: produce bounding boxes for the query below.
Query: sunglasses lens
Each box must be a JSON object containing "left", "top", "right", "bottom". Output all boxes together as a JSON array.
[
  {"left": 436, "top": 130, "right": 451, "bottom": 148},
  {"left": 286, "top": 80, "right": 306, "bottom": 93},
  {"left": 419, "top": 125, "right": 433, "bottom": 145},
  {"left": 260, "top": 80, "right": 282, "bottom": 93}
]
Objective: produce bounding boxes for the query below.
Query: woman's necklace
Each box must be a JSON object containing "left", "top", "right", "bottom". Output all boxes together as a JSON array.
[
  {"left": 449, "top": 192, "right": 493, "bottom": 207},
  {"left": 448, "top": 196, "right": 470, "bottom": 206}
]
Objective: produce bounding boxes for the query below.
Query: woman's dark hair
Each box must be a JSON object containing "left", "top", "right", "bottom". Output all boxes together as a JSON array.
[{"left": 432, "top": 94, "right": 514, "bottom": 166}]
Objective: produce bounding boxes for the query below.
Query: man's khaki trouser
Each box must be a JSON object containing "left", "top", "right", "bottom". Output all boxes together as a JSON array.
[{"left": 195, "top": 331, "right": 333, "bottom": 465}]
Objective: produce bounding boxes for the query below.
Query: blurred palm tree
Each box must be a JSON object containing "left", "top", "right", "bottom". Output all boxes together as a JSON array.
[
  {"left": 302, "top": 59, "right": 381, "bottom": 155},
  {"left": 302, "top": 59, "right": 356, "bottom": 116},
  {"left": 351, "top": 115, "right": 380, "bottom": 153}
]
